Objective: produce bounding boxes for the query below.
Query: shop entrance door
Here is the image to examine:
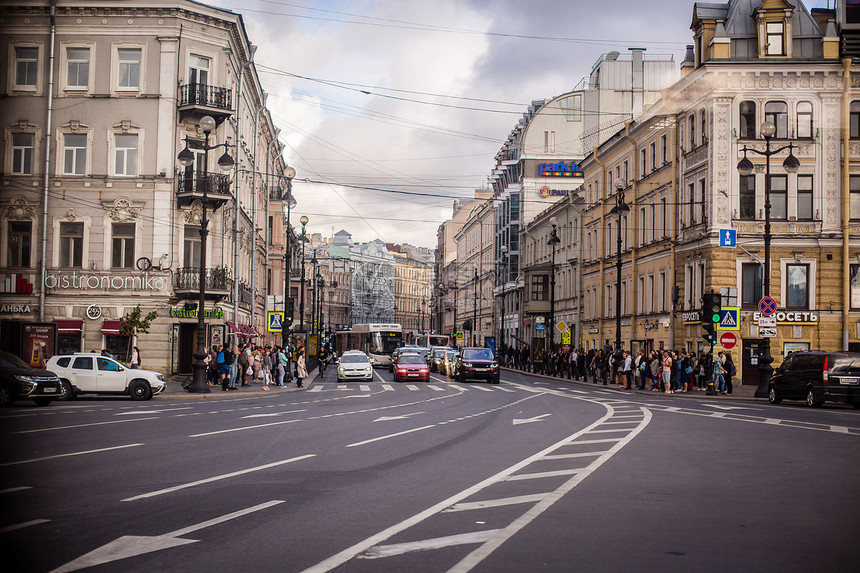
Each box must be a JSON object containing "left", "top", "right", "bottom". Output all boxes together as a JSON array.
[
  {"left": 741, "top": 339, "right": 763, "bottom": 388},
  {"left": 178, "top": 323, "right": 197, "bottom": 374}
]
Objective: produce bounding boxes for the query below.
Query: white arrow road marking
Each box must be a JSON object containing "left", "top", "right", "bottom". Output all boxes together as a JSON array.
[
  {"left": 373, "top": 412, "right": 425, "bottom": 422},
  {"left": 512, "top": 414, "right": 552, "bottom": 425},
  {"left": 702, "top": 404, "right": 759, "bottom": 411},
  {"left": 241, "top": 409, "right": 307, "bottom": 419},
  {"left": 50, "top": 500, "right": 284, "bottom": 573},
  {"left": 115, "top": 408, "right": 192, "bottom": 415},
  {"left": 121, "top": 455, "right": 316, "bottom": 502}
]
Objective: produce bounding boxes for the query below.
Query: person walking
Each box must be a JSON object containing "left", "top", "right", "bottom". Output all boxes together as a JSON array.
[
  {"left": 723, "top": 351, "right": 736, "bottom": 394},
  {"left": 228, "top": 344, "right": 240, "bottom": 390},
  {"left": 714, "top": 350, "right": 728, "bottom": 394},
  {"left": 295, "top": 346, "right": 308, "bottom": 388},
  {"left": 130, "top": 346, "right": 140, "bottom": 369},
  {"left": 621, "top": 351, "right": 632, "bottom": 390},
  {"left": 277, "top": 346, "right": 288, "bottom": 387},
  {"left": 261, "top": 348, "right": 272, "bottom": 390}
]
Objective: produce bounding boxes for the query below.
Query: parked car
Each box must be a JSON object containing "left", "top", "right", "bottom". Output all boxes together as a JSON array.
[
  {"left": 46, "top": 353, "right": 166, "bottom": 401},
  {"left": 337, "top": 351, "right": 373, "bottom": 382},
  {"left": 0, "top": 350, "right": 62, "bottom": 407},
  {"left": 457, "top": 347, "right": 500, "bottom": 384},
  {"left": 389, "top": 346, "right": 424, "bottom": 373},
  {"left": 393, "top": 354, "right": 430, "bottom": 382},
  {"left": 768, "top": 351, "right": 860, "bottom": 408},
  {"left": 442, "top": 349, "right": 459, "bottom": 378}
]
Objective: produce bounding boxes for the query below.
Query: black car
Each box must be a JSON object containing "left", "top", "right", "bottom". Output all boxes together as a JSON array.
[
  {"left": 0, "top": 350, "right": 62, "bottom": 407},
  {"left": 768, "top": 351, "right": 860, "bottom": 408},
  {"left": 457, "top": 347, "right": 500, "bottom": 384}
]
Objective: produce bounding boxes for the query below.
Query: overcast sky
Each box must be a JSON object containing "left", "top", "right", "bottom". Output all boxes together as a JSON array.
[{"left": 207, "top": 0, "right": 831, "bottom": 249}]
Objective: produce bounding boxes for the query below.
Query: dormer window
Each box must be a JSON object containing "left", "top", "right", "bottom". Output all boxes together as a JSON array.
[{"left": 766, "top": 22, "right": 785, "bottom": 55}]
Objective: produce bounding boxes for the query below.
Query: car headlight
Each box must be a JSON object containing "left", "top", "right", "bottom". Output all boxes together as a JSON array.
[
  {"left": 156, "top": 373, "right": 165, "bottom": 381},
  {"left": 491, "top": 363, "right": 498, "bottom": 368},
  {"left": 15, "top": 374, "right": 37, "bottom": 382},
  {"left": 463, "top": 363, "right": 472, "bottom": 368},
  {"left": 338, "top": 366, "right": 346, "bottom": 373}
]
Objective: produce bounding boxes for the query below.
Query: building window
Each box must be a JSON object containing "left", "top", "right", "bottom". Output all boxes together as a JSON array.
[
  {"left": 114, "top": 134, "right": 138, "bottom": 176},
  {"left": 766, "top": 22, "right": 785, "bottom": 56},
  {"left": 740, "top": 100, "right": 757, "bottom": 138},
  {"left": 851, "top": 175, "right": 860, "bottom": 220},
  {"left": 764, "top": 101, "right": 788, "bottom": 138},
  {"left": 768, "top": 174, "right": 787, "bottom": 220},
  {"left": 15, "top": 46, "right": 38, "bottom": 87},
  {"left": 742, "top": 263, "right": 762, "bottom": 309},
  {"left": 59, "top": 222, "right": 84, "bottom": 268},
  {"left": 560, "top": 94, "right": 581, "bottom": 121},
  {"left": 11, "top": 133, "right": 36, "bottom": 175},
  {"left": 797, "top": 175, "right": 813, "bottom": 220},
  {"left": 117, "top": 48, "right": 141, "bottom": 89},
  {"left": 66, "top": 47, "right": 90, "bottom": 89},
  {"left": 188, "top": 54, "right": 210, "bottom": 86},
  {"left": 739, "top": 174, "right": 756, "bottom": 220},
  {"left": 660, "top": 135, "right": 667, "bottom": 165},
  {"left": 63, "top": 133, "right": 87, "bottom": 175},
  {"left": 785, "top": 264, "right": 809, "bottom": 309},
  {"left": 111, "top": 223, "right": 135, "bottom": 269},
  {"left": 700, "top": 109, "right": 707, "bottom": 143},
  {"left": 796, "top": 101, "right": 813, "bottom": 138},
  {"left": 851, "top": 102, "right": 860, "bottom": 139},
  {"left": 531, "top": 274, "right": 548, "bottom": 301},
  {"left": 7, "top": 221, "right": 32, "bottom": 268},
  {"left": 184, "top": 226, "right": 201, "bottom": 268},
  {"left": 851, "top": 265, "right": 860, "bottom": 310},
  {"left": 543, "top": 131, "right": 555, "bottom": 153},
  {"left": 640, "top": 148, "right": 646, "bottom": 176},
  {"left": 649, "top": 142, "right": 656, "bottom": 172}
]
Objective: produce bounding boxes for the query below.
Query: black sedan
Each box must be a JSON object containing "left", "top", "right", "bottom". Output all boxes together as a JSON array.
[{"left": 0, "top": 350, "right": 62, "bottom": 406}]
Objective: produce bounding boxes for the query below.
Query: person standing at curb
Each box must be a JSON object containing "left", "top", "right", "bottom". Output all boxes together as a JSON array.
[
  {"left": 130, "top": 346, "right": 140, "bottom": 369},
  {"left": 724, "top": 351, "right": 736, "bottom": 395},
  {"left": 261, "top": 347, "right": 272, "bottom": 391},
  {"left": 295, "top": 346, "right": 307, "bottom": 388}
]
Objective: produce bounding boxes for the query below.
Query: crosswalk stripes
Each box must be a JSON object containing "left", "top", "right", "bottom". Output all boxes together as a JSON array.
[
  {"left": 307, "top": 382, "right": 520, "bottom": 394},
  {"left": 381, "top": 384, "right": 394, "bottom": 391}
]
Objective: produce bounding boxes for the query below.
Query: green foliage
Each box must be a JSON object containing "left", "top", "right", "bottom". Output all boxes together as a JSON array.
[{"left": 120, "top": 305, "right": 158, "bottom": 361}]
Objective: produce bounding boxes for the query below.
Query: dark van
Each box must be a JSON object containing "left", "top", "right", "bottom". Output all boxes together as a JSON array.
[{"left": 768, "top": 351, "right": 860, "bottom": 408}]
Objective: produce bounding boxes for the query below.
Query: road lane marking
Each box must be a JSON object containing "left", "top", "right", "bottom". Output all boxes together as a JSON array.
[
  {"left": 427, "top": 385, "right": 444, "bottom": 391},
  {"left": 0, "top": 519, "right": 50, "bottom": 533},
  {"left": 51, "top": 501, "right": 285, "bottom": 573},
  {"left": 189, "top": 419, "right": 302, "bottom": 437},
  {"left": 512, "top": 414, "right": 552, "bottom": 425},
  {"left": 15, "top": 417, "right": 160, "bottom": 434},
  {"left": 380, "top": 384, "right": 394, "bottom": 391},
  {"left": 0, "top": 444, "right": 144, "bottom": 467},
  {"left": 345, "top": 425, "right": 436, "bottom": 448},
  {"left": 405, "top": 384, "right": 419, "bottom": 391},
  {"left": 241, "top": 409, "right": 307, "bottom": 419},
  {"left": 0, "top": 486, "right": 32, "bottom": 494},
  {"left": 115, "top": 408, "right": 193, "bottom": 416},
  {"left": 121, "top": 455, "right": 316, "bottom": 502},
  {"left": 506, "top": 468, "right": 583, "bottom": 481},
  {"left": 360, "top": 530, "right": 501, "bottom": 559},
  {"left": 443, "top": 494, "right": 548, "bottom": 513}
]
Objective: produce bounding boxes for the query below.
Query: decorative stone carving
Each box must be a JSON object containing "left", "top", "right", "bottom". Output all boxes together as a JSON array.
[
  {"left": 183, "top": 201, "right": 204, "bottom": 225},
  {"left": 62, "top": 209, "right": 80, "bottom": 221},
  {"left": 4, "top": 196, "right": 36, "bottom": 220},
  {"left": 112, "top": 120, "right": 141, "bottom": 133},
  {"left": 103, "top": 197, "right": 143, "bottom": 222},
  {"left": 60, "top": 120, "right": 90, "bottom": 133}
]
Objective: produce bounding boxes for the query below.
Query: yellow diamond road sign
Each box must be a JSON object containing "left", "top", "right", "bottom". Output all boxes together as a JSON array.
[{"left": 556, "top": 320, "right": 568, "bottom": 333}]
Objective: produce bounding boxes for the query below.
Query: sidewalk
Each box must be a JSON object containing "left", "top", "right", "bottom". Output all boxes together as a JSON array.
[
  {"left": 157, "top": 368, "right": 319, "bottom": 400},
  {"left": 503, "top": 367, "right": 767, "bottom": 402}
]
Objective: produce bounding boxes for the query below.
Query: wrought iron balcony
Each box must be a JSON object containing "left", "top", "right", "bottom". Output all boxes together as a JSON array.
[
  {"left": 173, "top": 266, "right": 232, "bottom": 301},
  {"left": 178, "top": 83, "right": 233, "bottom": 123},
  {"left": 176, "top": 172, "right": 233, "bottom": 208},
  {"left": 239, "top": 281, "right": 253, "bottom": 306}
]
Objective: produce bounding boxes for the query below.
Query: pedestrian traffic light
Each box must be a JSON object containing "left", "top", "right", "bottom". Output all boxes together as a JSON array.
[{"left": 702, "top": 292, "right": 721, "bottom": 346}]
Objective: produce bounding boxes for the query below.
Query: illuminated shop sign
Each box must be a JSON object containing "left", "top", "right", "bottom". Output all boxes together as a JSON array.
[
  {"left": 170, "top": 306, "right": 225, "bottom": 319},
  {"left": 44, "top": 270, "right": 168, "bottom": 291},
  {"left": 538, "top": 187, "right": 569, "bottom": 198},
  {"left": 538, "top": 160, "right": 583, "bottom": 177}
]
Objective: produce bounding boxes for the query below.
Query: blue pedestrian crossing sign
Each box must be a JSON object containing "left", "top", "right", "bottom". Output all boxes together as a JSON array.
[
  {"left": 717, "top": 306, "right": 740, "bottom": 331},
  {"left": 267, "top": 311, "right": 284, "bottom": 333},
  {"left": 719, "top": 229, "right": 737, "bottom": 247}
]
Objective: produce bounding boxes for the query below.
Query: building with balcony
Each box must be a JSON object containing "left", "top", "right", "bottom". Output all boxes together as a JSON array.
[{"left": 0, "top": 0, "right": 289, "bottom": 373}]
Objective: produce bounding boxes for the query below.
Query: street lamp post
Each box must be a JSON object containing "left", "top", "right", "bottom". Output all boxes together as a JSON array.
[
  {"left": 473, "top": 268, "right": 479, "bottom": 347},
  {"left": 548, "top": 217, "right": 561, "bottom": 352},
  {"left": 281, "top": 169, "right": 297, "bottom": 349},
  {"left": 737, "top": 120, "right": 799, "bottom": 398},
  {"left": 609, "top": 179, "right": 630, "bottom": 354},
  {"left": 177, "top": 115, "right": 234, "bottom": 394},
  {"left": 297, "top": 216, "right": 309, "bottom": 333},
  {"left": 499, "top": 244, "right": 508, "bottom": 350}
]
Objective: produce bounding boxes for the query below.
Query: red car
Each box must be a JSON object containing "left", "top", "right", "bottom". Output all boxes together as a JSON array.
[{"left": 393, "top": 354, "right": 430, "bottom": 382}]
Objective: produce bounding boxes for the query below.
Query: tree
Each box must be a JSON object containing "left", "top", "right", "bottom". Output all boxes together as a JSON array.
[{"left": 120, "top": 304, "right": 158, "bottom": 363}]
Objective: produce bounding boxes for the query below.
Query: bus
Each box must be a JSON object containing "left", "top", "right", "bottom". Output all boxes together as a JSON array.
[
  {"left": 413, "top": 333, "right": 450, "bottom": 349},
  {"left": 335, "top": 323, "right": 403, "bottom": 367}
]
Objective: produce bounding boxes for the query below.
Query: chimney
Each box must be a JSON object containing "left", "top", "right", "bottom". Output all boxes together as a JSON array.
[{"left": 629, "top": 48, "right": 645, "bottom": 117}]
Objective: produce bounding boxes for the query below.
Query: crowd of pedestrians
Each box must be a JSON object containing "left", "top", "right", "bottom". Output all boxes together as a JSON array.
[
  {"left": 498, "top": 343, "right": 736, "bottom": 394},
  {"left": 203, "top": 340, "right": 313, "bottom": 391}
]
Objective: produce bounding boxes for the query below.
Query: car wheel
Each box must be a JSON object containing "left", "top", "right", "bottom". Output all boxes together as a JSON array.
[
  {"left": 768, "top": 384, "right": 781, "bottom": 405},
  {"left": 34, "top": 398, "right": 52, "bottom": 407},
  {"left": 129, "top": 380, "right": 152, "bottom": 401},
  {"left": 0, "top": 384, "right": 16, "bottom": 407},
  {"left": 805, "top": 386, "right": 821, "bottom": 408},
  {"left": 58, "top": 380, "right": 75, "bottom": 401},
  {"left": 492, "top": 378, "right": 500, "bottom": 385}
]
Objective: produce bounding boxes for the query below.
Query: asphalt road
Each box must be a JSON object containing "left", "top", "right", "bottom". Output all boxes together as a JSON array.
[{"left": 2, "top": 366, "right": 859, "bottom": 573}]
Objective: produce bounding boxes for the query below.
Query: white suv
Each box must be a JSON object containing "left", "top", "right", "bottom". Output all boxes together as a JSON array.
[{"left": 46, "top": 353, "right": 166, "bottom": 401}]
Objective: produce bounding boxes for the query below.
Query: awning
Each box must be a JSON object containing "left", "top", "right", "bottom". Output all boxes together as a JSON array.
[
  {"left": 226, "top": 320, "right": 238, "bottom": 332},
  {"left": 102, "top": 320, "right": 122, "bottom": 335},
  {"left": 56, "top": 320, "right": 82, "bottom": 334},
  {"left": 226, "top": 321, "right": 257, "bottom": 338}
]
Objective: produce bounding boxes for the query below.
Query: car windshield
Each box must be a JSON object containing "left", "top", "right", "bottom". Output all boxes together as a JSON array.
[
  {"left": 398, "top": 355, "right": 425, "bottom": 364},
  {"left": 341, "top": 354, "right": 368, "bottom": 363},
  {"left": 464, "top": 349, "right": 494, "bottom": 361},
  {"left": 0, "top": 350, "right": 30, "bottom": 369}
]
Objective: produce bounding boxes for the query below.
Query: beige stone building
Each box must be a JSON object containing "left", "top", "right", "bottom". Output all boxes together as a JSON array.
[{"left": 390, "top": 243, "right": 434, "bottom": 338}]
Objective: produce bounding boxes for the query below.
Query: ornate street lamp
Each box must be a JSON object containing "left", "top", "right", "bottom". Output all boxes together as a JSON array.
[
  {"left": 473, "top": 268, "right": 479, "bottom": 347},
  {"left": 281, "top": 168, "right": 297, "bottom": 349},
  {"left": 609, "top": 178, "right": 630, "bottom": 355},
  {"left": 498, "top": 244, "right": 508, "bottom": 349},
  {"left": 297, "top": 216, "right": 310, "bottom": 333},
  {"left": 177, "top": 115, "right": 234, "bottom": 394},
  {"left": 547, "top": 217, "right": 561, "bottom": 351},
  {"left": 737, "top": 120, "right": 799, "bottom": 398}
]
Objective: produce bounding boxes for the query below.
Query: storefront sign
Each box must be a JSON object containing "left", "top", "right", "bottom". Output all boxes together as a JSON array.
[
  {"left": 538, "top": 160, "right": 583, "bottom": 177},
  {"left": 538, "top": 186, "right": 569, "bottom": 198},
  {"left": 753, "top": 311, "right": 818, "bottom": 324},
  {"left": 45, "top": 270, "right": 169, "bottom": 292},
  {"left": 1, "top": 303, "right": 32, "bottom": 313},
  {"left": 169, "top": 306, "right": 224, "bottom": 319},
  {"left": 681, "top": 310, "right": 701, "bottom": 324},
  {"left": 86, "top": 304, "right": 102, "bottom": 319},
  {"left": 587, "top": 327, "right": 599, "bottom": 334},
  {"left": 22, "top": 323, "right": 55, "bottom": 367}
]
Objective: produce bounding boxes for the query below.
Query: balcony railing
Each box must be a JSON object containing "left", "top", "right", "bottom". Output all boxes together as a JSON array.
[
  {"left": 173, "top": 266, "right": 233, "bottom": 300},
  {"left": 179, "top": 83, "right": 233, "bottom": 111},
  {"left": 176, "top": 172, "right": 233, "bottom": 208},
  {"left": 239, "top": 281, "right": 253, "bottom": 306}
]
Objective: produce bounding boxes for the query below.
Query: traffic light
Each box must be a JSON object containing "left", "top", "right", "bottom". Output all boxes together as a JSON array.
[{"left": 701, "top": 292, "right": 722, "bottom": 346}]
